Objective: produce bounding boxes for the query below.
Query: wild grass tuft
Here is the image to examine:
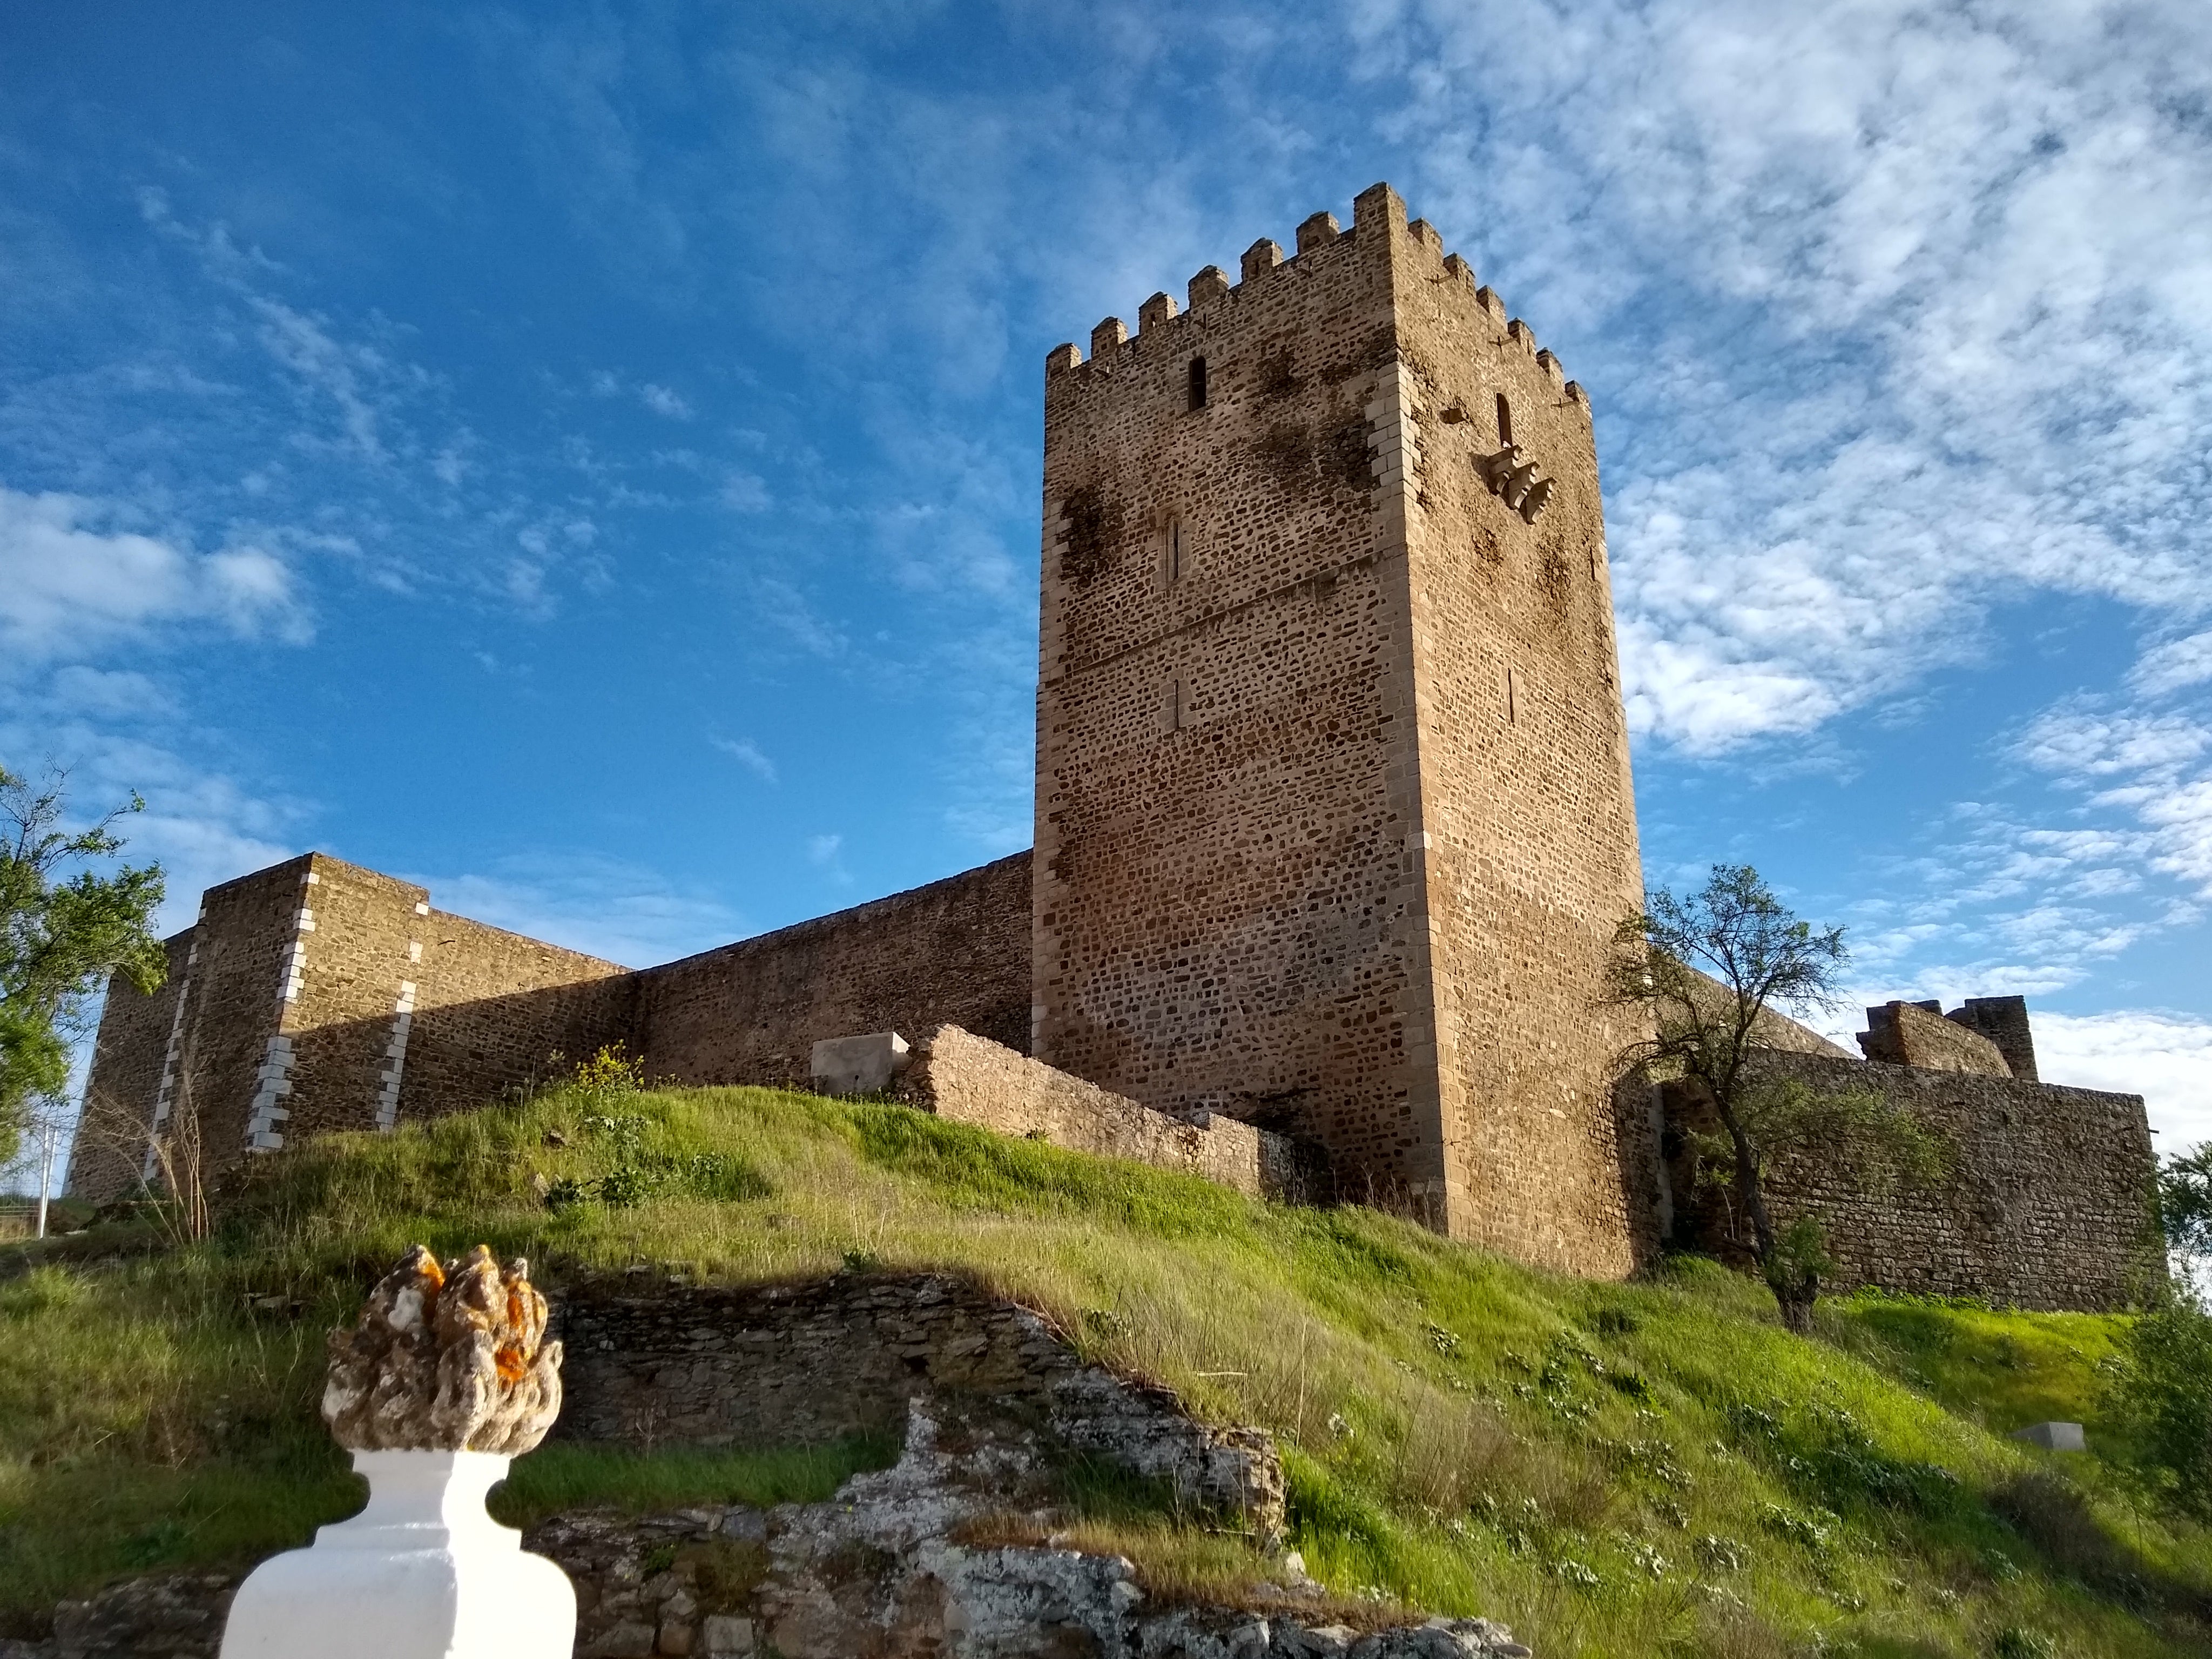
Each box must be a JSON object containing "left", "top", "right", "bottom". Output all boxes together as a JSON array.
[{"left": 2, "top": 1081, "right": 2208, "bottom": 1657}]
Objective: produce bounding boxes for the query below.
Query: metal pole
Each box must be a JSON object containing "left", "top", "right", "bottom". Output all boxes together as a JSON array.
[{"left": 34, "top": 1117, "right": 55, "bottom": 1240}]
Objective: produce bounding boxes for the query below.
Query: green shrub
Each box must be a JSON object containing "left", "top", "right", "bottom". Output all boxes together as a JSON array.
[{"left": 2107, "top": 1301, "right": 2212, "bottom": 1514}]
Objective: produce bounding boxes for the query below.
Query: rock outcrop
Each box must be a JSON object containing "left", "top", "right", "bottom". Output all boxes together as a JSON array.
[
  {"left": 530, "top": 1399, "right": 1529, "bottom": 1659},
  {"left": 0, "top": 1572, "right": 238, "bottom": 1659}
]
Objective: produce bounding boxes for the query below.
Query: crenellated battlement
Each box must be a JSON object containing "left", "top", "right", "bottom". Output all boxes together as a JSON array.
[
  {"left": 1042, "top": 183, "right": 1580, "bottom": 403},
  {"left": 1035, "top": 178, "right": 1634, "bottom": 1275}
]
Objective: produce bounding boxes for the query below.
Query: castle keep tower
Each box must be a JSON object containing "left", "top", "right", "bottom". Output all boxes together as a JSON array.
[{"left": 1033, "top": 184, "right": 1650, "bottom": 1273}]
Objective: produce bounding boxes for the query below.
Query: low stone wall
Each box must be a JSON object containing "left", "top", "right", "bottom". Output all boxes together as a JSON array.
[
  {"left": 1661, "top": 1052, "right": 2160, "bottom": 1311},
  {"left": 896, "top": 1023, "right": 1314, "bottom": 1202},
  {"left": 554, "top": 1271, "right": 1283, "bottom": 1529},
  {"left": 556, "top": 1272, "right": 1060, "bottom": 1449}
]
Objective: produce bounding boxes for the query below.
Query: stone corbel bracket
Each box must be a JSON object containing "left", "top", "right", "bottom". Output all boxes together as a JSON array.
[{"left": 1476, "top": 444, "right": 1554, "bottom": 523}]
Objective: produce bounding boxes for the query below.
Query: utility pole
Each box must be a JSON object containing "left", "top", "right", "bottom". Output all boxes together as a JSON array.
[{"left": 33, "top": 1112, "right": 58, "bottom": 1239}]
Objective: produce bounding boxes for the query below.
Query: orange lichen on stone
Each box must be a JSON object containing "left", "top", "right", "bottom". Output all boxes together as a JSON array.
[{"left": 321, "top": 1243, "right": 564, "bottom": 1454}]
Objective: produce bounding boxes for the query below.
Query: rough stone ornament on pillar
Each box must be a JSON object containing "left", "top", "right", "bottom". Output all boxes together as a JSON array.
[{"left": 219, "top": 1246, "right": 575, "bottom": 1659}]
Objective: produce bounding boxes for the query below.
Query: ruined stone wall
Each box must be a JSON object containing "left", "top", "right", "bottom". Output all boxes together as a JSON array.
[
  {"left": 556, "top": 1272, "right": 1070, "bottom": 1449},
  {"left": 552, "top": 1271, "right": 1283, "bottom": 1534},
  {"left": 1948, "top": 995, "right": 2039, "bottom": 1081},
  {"left": 69, "top": 931, "right": 194, "bottom": 1203},
  {"left": 1035, "top": 186, "right": 1436, "bottom": 1203},
  {"left": 1857, "top": 1000, "right": 2012, "bottom": 1076},
  {"left": 634, "top": 853, "right": 1031, "bottom": 1091},
  {"left": 1382, "top": 190, "right": 1653, "bottom": 1276},
  {"left": 895, "top": 1023, "right": 1309, "bottom": 1202},
  {"left": 1662, "top": 1053, "right": 2160, "bottom": 1311}
]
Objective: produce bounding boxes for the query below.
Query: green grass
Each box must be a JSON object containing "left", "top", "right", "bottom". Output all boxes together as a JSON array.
[
  {"left": 487, "top": 1436, "right": 897, "bottom": 1529},
  {"left": 3, "top": 1081, "right": 2208, "bottom": 1658}
]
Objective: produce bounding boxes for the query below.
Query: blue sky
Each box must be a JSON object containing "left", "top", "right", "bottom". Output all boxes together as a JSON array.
[{"left": 4, "top": 0, "right": 2208, "bottom": 1166}]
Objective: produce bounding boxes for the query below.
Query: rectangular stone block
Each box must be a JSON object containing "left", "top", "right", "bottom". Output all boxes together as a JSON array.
[{"left": 811, "top": 1031, "right": 912, "bottom": 1097}]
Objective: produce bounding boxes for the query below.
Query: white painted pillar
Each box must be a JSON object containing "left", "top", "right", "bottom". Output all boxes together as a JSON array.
[{"left": 219, "top": 1449, "right": 574, "bottom": 1659}]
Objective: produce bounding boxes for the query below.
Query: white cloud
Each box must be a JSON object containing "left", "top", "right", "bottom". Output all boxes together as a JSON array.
[
  {"left": 2133, "top": 631, "right": 2212, "bottom": 698},
  {"left": 413, "top": 853, "right": 744, "bottom": 972},
  {"left": 639, "top": 382, "right": 691, "bottom": 420},
  {"left": 2015, "top": 702, "right": 2212, "bottom": 899},
  {"left": 2141, "top": 778, "right": 2212, "bottom": 895},
  {"left": 709, "top": 733, "right": 778, "bottom": 783},
  {"left": 720, "top": 471, "right": 771, "bottom": 513},
  {"left": 1377, "top": 0, "right": 2212, "bottom": 753},
  {"left": 0, "top": 708, "right": 305, "bottom": 939},
  {"left": 752, "top": 576, "right": 845, "bottom": 658},
  {"left": 2018, "top": 706, "right": 2210, "bottom": 780},
  {"left": 46, "top": 666, "right": 170, "bottom": 720},
  {"left": 2033, "top": 1009, "right": 2212, "bottom": 1150},
  {"left": 251, "top": 297, "right": 392, "bottom": 461},
  {"left": 0, "top": 486, "right": 306, "bottom": 659}
]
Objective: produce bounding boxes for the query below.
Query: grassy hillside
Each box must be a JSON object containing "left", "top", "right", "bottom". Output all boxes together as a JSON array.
[{"left": 3, "top": 1077, "right": 2207, "bottom": 1658}]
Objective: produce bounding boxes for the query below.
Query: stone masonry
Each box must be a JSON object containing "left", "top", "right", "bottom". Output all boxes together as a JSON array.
[
  {"left": 1034, "top": 183, "right": 1647, "bottom": 1273},
  {"left": 552, "top": 1270, "right": 1284, "bottom": 1535},
  {"left": 72, "top": 185, "right": 2156, "bottom": 1313},
  {"left": 73, "top": 853, "right": 1030, "bottom": 1204},
  {"left": 635, "top": 853, "right": 1033, "bottom": 1092},
  {"left": 892, "top": 1023, "right": 1312, "bottom": 1203},
  {"left": 75, "top": 854, "right": 633, "bottom": 1200},
  {"left": 1660, "top": 1050, "right": 2159, "bottom": 1311},
  {"left": 1859, "top": 998, "right": 2014, "bottom": 1077}
]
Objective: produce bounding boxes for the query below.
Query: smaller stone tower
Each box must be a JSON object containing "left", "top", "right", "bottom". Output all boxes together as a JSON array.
[{"left": 1033, "top": 184, "right": 1651, "bottom": 1274}]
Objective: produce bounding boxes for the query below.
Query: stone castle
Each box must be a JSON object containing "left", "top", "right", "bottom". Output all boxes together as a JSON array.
[{"left": 73, "top": 185, "right": 2159, "bottom": 1310}]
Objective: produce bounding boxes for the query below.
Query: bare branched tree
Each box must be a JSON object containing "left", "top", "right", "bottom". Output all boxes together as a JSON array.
[
  {"left": 1607, "top": 864, "right": 1949, "bottom": 1333},
  {"left": 68, "top": 1041, "right": 213, "bottom": 1248}
]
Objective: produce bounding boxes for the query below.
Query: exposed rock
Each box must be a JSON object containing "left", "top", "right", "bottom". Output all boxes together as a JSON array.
[
  {"left": 321, "top": 1243, "right": 564, "bottom": 1453},
  {"left": 1348, "top": 1620, "right": 1530, "bottom": 1658},
  {"left": 528, "top": 1400, "right": 1528, "bottom": 1659},
  {"left": 1050, "top": 1366, "right": 1286, "bottom": 1545},
  {"left": 17, "top": 1429, "right": 1526, "bottom": 1659},
  {"left": 0, "top": 1571, "right": 239, "bottom": 1659}
]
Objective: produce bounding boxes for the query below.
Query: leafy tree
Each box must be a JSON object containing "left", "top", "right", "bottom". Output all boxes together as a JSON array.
[
  {"left": 1, "top": 766, "right": 167, "bottom": 1167},
  {"left": 2157, "top": 1141, "right": 2212, "bottom": 1277},
  {"left": 1606, "top": 864, "right": 1949, "bottom": 1334},
  {"left": 2107, "top": 1297, "right": 2212, "bottom": 1518}
]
